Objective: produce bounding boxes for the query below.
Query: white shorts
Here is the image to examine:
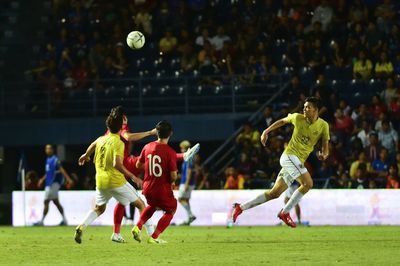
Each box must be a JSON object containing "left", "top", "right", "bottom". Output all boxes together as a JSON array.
[
  {"left": 95, "top": 182, "right": 140, "bottom": 206},
  {"left": 44, "top": 183, "right": 61, "bottom": 200},
  {"left": 278, "top": 153, "right": 308, "bottom": 187},
  {"left": 178, "top": 184, "right": 195, "bottom": 199}
]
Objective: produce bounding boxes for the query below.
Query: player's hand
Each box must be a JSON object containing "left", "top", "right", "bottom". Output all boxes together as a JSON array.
[
  {"left": 150, "top": 128, "right": 157, "bottom": 136},
  {"left": 78, "top": 153, "right": 90, "bottom": 166},
  {"left": 132, "top": 176, "right": 143, "bottom": 189},
  {"left": 260, "top": 130, "right": 269, "bottom": 147},
  {"left": 37, "top": 178, "right": 44, "bottom": 188},
  {"left": 317, "top": 151, "right": 328, "bottom": 161}
]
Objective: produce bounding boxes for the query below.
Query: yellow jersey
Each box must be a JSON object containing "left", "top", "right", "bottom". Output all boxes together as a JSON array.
[
  {"left": 94, "top": 133, "right": 126, "bottom": 189},
  {"left": 284, "top": 113, "right": 330, "bottom": 163}
]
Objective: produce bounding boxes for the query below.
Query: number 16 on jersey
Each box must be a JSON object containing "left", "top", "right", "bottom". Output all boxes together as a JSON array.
[{"left": 147, "top": 154, "right": 162, "bottom": 177}]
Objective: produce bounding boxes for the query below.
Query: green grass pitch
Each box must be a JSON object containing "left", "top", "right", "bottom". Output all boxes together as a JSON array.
[{"left": 0, "top": 226, "right": 399, "bottom": 265}]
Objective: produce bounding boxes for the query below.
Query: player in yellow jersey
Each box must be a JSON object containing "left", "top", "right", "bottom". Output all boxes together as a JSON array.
[
  {"left": 232, "top": 97, "right": 330, "bottom": 227},
  {"left": 74, "top": 110, "right": 144, "bottom": 244}
]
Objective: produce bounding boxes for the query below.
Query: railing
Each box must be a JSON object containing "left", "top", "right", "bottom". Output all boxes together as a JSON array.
[
  {"left": 202, "top": 81, "right": 290, "bottom": 177},
  {"left": 0, "top": 74, "right": 288, "bottom": 119}
]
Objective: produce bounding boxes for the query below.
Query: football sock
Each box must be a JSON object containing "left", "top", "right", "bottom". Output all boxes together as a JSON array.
[
  {"left": 113, "top": 203, "right": 125, "bottom": 234},
  {"left": 137, "top": 206, "right": 156, "bottom": 230},
  {"left": 144, "top": 220, "right": 155, "bottom": 235},
  {"left": 82, "top": 210, "right": 98, "bottom": 229},
  {"left": 180, "top": 201, "right": 193, "bottom": 217},
  {"left": 282, "top": 190, "right": 304, "bottom": 213},
  {"left": 152, "top": 213, "right": 173, "bottom": 239},
  {"left": 240, "top": 193, "right": 267, "bottom": 211},
  {"left": 176, "top": 153, "right": 184, "bottom": 162}
]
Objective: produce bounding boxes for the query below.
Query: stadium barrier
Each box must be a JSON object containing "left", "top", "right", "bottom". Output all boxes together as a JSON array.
[{"left": 12, "top": 190, "right": 400, "bottom": 226}]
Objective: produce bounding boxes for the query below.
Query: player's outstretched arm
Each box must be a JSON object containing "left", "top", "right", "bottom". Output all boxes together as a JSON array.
[
  {"left": 78, "top": 138, "right": 99, "bottom": 165},
  {"left": 60, "top": 165, "right": 74, "bottom": 185},
  {"left": 123, "top": 128, "right": 157, "bottom": 142},
  {"left": 114, "top": 155, "right": 143, "bottom": 188},
  {"left": 261, "top": 117, "right": 290, "bottom": 146}
]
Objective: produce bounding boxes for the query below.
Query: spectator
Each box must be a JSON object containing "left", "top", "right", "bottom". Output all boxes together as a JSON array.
[
  {"left": 223, "top": 167, "right": 244, "bottom": 189},
  {"left": 210, "top": 26, "right": 231, "bottom": 51},
  {"left": 25, "top": 170, "right": 39, "bottom": 190},
  {"left": 180, "top": 44, "right": 197, "bottom": 74},
  {"left": 381, "top": 77, "right": 398, "bottom": 107},
  {"left": 352, "top": 103, "right": 373, "bottom": 128},
  {"left": 357, "top": 120, "right": 373, "bottom": 148},
  {"left": 353, "top": 50, "right": 373, "bottom": 80},
  {"left": 365, "top": 22, "right": 383, "bottom": 55},
  {"left": 262, "top": 106, "right": 274, "bottom": 128},
  {"left": 349, "top": 164, "right": 369, "bottom": 189},
  {"left": 378, "top": 120, "right": 399, "bottom": 156},
  {"left": 374, "top": 0, "right": 396, "bottom": 33},
  {"left": 375, "top": 52, "right": 394, "bottom": 79},
  {"left": 364, "top": 132, "right": 382, "bottom": 162},
  {"left": 370, "top": 95, "right": 387, "bottom": 119},
  {"left": 134, "top": 7, "right": 153, "bottom": 36},
  {"left": 310, "top": 0, "right": 333, "bottom": 32},
  {"left": 195, "top": 28, "right": 211, "bottom": 47},
  {"left": 371, "top": 148, "right": 390, "bottom": 187},
  {"left": 159, "top": 30, "right": 177, "bottom": 56},
  {"left": 235, "top": 122, "right": 261, "bottom": 150},
  {"left": 349, "top": 152, "right": 372, "bottom": 179},
  {"left": 386, "top": 164, "right": 400, "bottom": 188},
  {"left": 335, "top": 108, "right": 354, "bottom": 136}
]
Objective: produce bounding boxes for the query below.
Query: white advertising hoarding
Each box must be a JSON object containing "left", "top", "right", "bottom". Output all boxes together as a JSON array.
[{"left": 12, "top": 190, "right": 400, "bottom": 226}]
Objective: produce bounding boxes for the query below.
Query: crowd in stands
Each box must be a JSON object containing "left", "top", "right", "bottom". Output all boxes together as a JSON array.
[{"left": 26, "top": 0, "right": 400, "bottom": 189}]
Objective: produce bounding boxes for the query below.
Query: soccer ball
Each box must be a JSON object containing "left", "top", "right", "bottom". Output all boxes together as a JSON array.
[{"left": 126, "top": 31, "right": 145, "bottom": 50}]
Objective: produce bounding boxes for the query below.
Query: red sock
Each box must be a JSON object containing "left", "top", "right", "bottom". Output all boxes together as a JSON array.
[
  {"left": 176, "top": 153, "right": 184, "bottom": 162},
  {"left": 113, "top": 203, "right": 125, "bottom": 234},
  {"left": 136, "top": 205, "right": 156, "bottom": 230},
  {"left": 151, "top": 213, "right": 173, "bottom": 239}
]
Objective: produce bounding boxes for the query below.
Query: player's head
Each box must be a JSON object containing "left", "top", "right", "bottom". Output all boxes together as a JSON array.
[
  {"left": 45, "top": 144, "right": 55, "bottom": 156},
  {"left": 156, "top": 120, "right": 172, "bottom": 139},
  {"left": 111, "top": 105, "right": 127, "bottom": 124},
  {"left": 106, "top": 111, "right": 123, "bottom": 134},
  {"left": 303, "top": 96, "right": 321, "bottom": 119},
  {"left": 180, "top": 140, "right": 191, "bottom": 152}
]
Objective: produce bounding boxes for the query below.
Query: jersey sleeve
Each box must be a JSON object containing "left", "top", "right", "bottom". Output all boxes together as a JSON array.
[
  {"left": 286, "top": 113, "right": 298, "bottom": 124},
  {"left": 322, "top": 121, "right": 330, "bottom": 142},
  {"left": 169, "top": 149, "right": 178, "bottom": 172},
  {"left": 55, "top": 157, "right": 61, "bottom": 170}
]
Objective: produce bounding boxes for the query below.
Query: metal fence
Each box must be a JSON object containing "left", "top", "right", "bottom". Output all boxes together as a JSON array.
[{"left": 0, "top": 74, "right": 287, "bottom": 118}]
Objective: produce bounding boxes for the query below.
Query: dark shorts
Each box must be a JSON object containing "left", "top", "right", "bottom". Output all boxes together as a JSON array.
[
  {"left": 124, "top": 156, "right": 141, "bottom": 177},
  {"left": 145, "top": 193, "right": 177, "bottom": 214}
]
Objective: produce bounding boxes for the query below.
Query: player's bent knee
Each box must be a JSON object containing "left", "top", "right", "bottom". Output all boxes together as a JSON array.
[
  {"left": 267, "top": 190, "right": 281, "bottom": 200},
  {"left": 132, "top": 199, "right": 145, "bottom": 210},
  {"left": 95, "top": 204, "right": 106, "bottom": 215}
]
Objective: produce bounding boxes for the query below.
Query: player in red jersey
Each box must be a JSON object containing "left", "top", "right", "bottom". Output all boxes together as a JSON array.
[
  {"left": 104, "top": 106, "right": 200, "bottom": 242},
  {"left": 131, "top": 120, "right": 179, "bottom": 244}
]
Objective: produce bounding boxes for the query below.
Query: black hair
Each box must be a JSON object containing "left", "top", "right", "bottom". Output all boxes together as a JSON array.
[
  {"left": 305, "top": 96, "right": 322, "bottom": 110},
  {"left": 110, "top": 105, "right": 126, "bottom": 117},
  {"left": 106, "top": 112, "right": 123, "bottom": 134},
  {"left": 156, "top": 120, "right": 172, "bottom": 139}
]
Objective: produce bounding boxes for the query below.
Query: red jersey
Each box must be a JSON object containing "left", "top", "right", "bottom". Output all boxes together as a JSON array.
[
  {"left": 139, "top": 141, "right": 177, "bottom": 198},
  {"left": 105, "top": 123, "right": 132, "bottom": 159}
]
